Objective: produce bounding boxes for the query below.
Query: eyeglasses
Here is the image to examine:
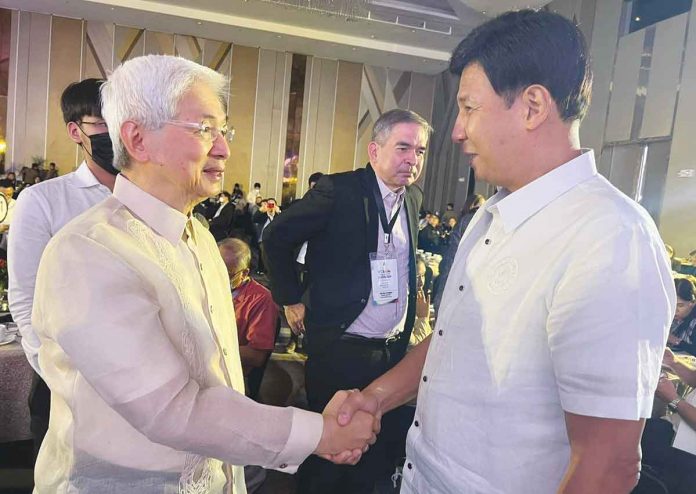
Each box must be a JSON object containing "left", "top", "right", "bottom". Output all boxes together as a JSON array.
[
  {"left": 165, "top": 120, "right": 235, "bottom": 143},
  {"left": 77, "top": 120, "right": 108, "bottom": 130}
]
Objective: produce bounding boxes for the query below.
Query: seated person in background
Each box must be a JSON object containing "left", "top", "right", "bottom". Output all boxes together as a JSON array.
[
  {"left": 417, "top": 213, "right": 441, "bottom": 253},
  {"left": 209, "top": 191, "right": 236, "bottom": 241},
  {"left": 219, "top": 238, "right": 278, "bottom": 378},
  {"left": 0, "top": 171, "right": 17, "bottom": 189},
  {"left": 640, "top": 347, "right": 696, "bottom": 494},
  {"left": 441, "top": 202, "right": 457, "bottom": 225},
  {"left": 689, "top": 249, "right": 696, "bottom": 265},
  {"left": 668, "top": 277, "right": 696, "bottom": 356},
  {"left": 409, "top": 259, "right": 432, "bottom": 348}
]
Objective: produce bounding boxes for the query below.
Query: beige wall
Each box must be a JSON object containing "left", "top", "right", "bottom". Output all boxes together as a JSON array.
[
  {"left": 4, "top": 7, "right": 437, "bottom": 204},
  {"left": 424, "top": 0, "right": 696, "bottom": 255},
  {"left": 573, "top": 1, "right": 696, "bottom": 256}
]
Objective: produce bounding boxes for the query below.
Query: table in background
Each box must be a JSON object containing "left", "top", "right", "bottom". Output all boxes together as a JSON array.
[{"left": 0, "top": 338, "right": 32, "bottom": 442}]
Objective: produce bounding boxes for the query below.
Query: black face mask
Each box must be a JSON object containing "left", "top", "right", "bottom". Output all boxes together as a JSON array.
[{"left": 80, "top": 130, "right": 118, "bottom": 176}]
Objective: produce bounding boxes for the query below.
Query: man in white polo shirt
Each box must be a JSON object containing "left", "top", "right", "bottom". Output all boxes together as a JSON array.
[
  {"left": 8, "top": 79, "right": 117, "bottom": 457},
  {"left": 334, "top": 9, "right": 676, "bottom": 494}
]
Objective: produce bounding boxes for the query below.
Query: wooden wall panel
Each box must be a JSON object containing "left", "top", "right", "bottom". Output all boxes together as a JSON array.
[
  {"left": 227, "top": 45, "right": 258, "bottom": 194},
  {"left": 9, "top": 11, "right": 51, "bottom": 169},
  {"left": 144, "top": 31, "right": 174, "bottom": 56},
  {"left": 47, "top": 16, "right": 83, "bottom": 173},
  {"left": 659, "top": 6, "right": 696, "bottom": 255},
  {"left": 329, "top": 61, "right": 361, "bottom": 175},
  {"left": 250, "top": 49, "right": 291, "bottom": 200}
]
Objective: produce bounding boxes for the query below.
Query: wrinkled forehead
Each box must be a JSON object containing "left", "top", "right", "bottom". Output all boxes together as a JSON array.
[{"left": 175, "top": 83, "right": 227, "bottom": 122}]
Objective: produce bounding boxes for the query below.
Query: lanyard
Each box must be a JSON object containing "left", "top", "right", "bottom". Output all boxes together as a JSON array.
[{"left": 372, "top": 184, "right": 402, "bottom": 245}]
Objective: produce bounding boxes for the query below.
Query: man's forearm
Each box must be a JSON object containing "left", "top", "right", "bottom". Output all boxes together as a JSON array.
[
  {"left": 558, "top": 453, "right": 640, "bottom": 494},
  {"left": 364, "top": 336, "right": 430, "bottom": 414},
  {"left": 238, "top": 345, "right": 271, "bottom": 375}
]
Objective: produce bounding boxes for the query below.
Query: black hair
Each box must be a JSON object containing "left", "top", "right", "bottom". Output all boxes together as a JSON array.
[
  {"left": 308, "top": 172, "right": 324, "bottom": 187},
  {"left": 253, "top": 182, "right": 261, "bottom": 188},
  {"left": 60, "top": 78, "right": 105, "bottom": 124},
  {"left": 673, "top": 278, "right": 696, "bottom": 339},
  {"left": 449, "top": 9, "right": 592, "bottom": 121},
  {"left": 220, "top": 191, "right": 232, "bottom": 200},
  {"left": 677, "top": 277, "right": 696, "bottom": 303}
]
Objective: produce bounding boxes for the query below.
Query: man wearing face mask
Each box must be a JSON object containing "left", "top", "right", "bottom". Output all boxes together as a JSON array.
[{"left": 8, "top": 78, "right": 117, "bottom": 458}]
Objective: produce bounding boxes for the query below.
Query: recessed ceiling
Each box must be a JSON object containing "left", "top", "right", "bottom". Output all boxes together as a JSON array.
[{"left": 1, "top": 0, "right": 550, "bottom": 74}]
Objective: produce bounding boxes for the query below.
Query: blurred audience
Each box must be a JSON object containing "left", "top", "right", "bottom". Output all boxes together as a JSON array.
[{"left": 668, "top": 277, "right": 696, "bottom": 356}]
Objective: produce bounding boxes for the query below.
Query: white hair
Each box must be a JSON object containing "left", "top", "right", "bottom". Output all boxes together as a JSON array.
[{"left": 100, "top": 54, "right": 228, "bottom": 170}]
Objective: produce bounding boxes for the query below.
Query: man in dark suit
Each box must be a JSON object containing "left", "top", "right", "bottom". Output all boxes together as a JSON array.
[{"left": 263, "top": 109, "right": 430, "bottom": 493}]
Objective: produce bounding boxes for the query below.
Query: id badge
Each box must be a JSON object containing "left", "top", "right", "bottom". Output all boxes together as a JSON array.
[{"left": 369, "top": 252, "right": 399, "bottom": 305}]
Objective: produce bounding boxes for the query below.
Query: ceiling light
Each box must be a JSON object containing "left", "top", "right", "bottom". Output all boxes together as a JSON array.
[{"left": 635, "top": 16, "right": 641, "bottom": 21}]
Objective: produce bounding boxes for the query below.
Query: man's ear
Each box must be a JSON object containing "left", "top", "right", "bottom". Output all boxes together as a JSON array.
[
  {"left": 368, "top": 141, "right": 380, "bottom": 164},
  {"left": 120, "top": 121, "right": 149, "bottom": 163},
  {"left": 66, "top": 122, "right": 83, "bottom": 145},
  {"left": 520, "top": 84, "right": 553, "bottom": 130}
]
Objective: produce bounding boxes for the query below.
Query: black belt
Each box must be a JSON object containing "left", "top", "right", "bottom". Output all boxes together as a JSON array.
[{"left": 337, "top": 333, "right": 400, "bottom": 347}]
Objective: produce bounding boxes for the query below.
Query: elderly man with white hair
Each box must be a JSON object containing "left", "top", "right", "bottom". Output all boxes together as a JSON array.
[{"left": 31, "top": 55, "right": 376, "bottom": 494}]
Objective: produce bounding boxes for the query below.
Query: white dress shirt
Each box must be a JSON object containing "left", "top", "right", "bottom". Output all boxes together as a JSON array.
[
  {"left": 401, "top": 151, "right": 675, "bottom": 493},
  {"left": 32, "top": 174, "right": 323, "bottom": 493},
  {"left": 345, "top": 176, "right": 410, "bottom": 339},
  {"left": 8, "top": 162, "right": 111, "bottom": 375}
]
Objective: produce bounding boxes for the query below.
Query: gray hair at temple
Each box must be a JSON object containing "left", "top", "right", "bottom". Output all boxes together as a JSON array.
[
  {"left": 101, "top": 54, "right": 228, "bottom": 170},
  {"left": 218, "top": 238, "right": 252, "bottom": 274},
  {"left": 371, "top": 109, "right": 433, "bottom": 145}
]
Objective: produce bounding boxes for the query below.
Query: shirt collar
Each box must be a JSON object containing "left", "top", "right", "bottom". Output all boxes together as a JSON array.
[
  {"left": 113, "top": 174, "right": 188, "bottom": 245},
  {"left": 375, "top": 174, "right": 405, "bottom": 201},
  {"left": 74, "top": 161, "right": 103, "bottom": 189},
  {"left": 487, "top": 149, "right": 597, "bottom": 233}
]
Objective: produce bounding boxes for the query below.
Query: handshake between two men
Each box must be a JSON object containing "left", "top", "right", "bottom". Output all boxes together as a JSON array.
[{"left": 313, "top": 388, "right": 382, "bottom": 465}]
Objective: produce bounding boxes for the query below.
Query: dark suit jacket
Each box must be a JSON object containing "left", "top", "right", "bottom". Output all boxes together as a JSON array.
[
  {"left": 262, "top": 164, "right": 422, "bottom": 357},
  {"left": 208, "top": 202, "right": 236, "bottom": 242}
]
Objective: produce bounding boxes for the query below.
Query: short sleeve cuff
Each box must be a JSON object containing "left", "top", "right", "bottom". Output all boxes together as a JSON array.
[
  {"left": 560, "top": 393, "right": 654, "bottom": 420},
  {"left": 271, "top": 407, "right": 323, "bottom": 473}
]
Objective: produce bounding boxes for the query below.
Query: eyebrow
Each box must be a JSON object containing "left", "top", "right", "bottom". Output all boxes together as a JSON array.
[
  {"left": 200, "top": 114, "right": 228, "bottom": 123},
  {"left": 395, "top": 141, "right": 426, "bottom": 149}
]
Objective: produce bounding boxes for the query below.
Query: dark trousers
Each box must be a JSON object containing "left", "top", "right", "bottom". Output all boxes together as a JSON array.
[
  {"left": 639, "top": 418, "right": 696, "bottom": 494},
  {"left": 297, "top": 335, "right": 413, "bottom": 494},
  {"left": 28, "top": 371, "right": 50, "bottom": 460}
]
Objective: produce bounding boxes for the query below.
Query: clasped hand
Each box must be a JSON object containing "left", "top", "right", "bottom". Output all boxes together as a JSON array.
[{"left": 313, "top": 389, "right": 382, "bottom": 465}]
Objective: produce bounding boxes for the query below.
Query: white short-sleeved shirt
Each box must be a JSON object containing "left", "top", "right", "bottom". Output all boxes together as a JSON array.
[{"left": 401, "top": 151, "right": 675, "bottom": 494}]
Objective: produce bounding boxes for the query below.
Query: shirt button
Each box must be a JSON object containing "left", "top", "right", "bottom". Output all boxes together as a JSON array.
[
  {"left": 209, "top": 305, "right": 214, "bottom": 313},
  {"left": 279, "top": 463, "right": 287, "bottom": 469},
  {"left": 199, "top": 263, "right": 203, "bottom": 271},
  {"left": 485, "top": 238, "right": 491, "bottom": 245},
  {"left": 340, "top": 323, "right": 346, "bottom": 329},
  {"left": 360, "top": 298, "right": 366, "bottom": 304},
  {"left": 422, "top": 375, "right": 428, "bottom": 382},
  {"left": 407, "top": 462, "right": 413, "bottom": 470},
  {"left": 414, "top": 420, "right": 419, "bottom": 427},
  {"left": 222, "top": 348, "right": 228, "bottom": 356},
  {"left": 438, "top": 330, "right": 443, "bottom": 336},
  {"left": 458, "top": 285, "right": 464, "bottom": 291}
]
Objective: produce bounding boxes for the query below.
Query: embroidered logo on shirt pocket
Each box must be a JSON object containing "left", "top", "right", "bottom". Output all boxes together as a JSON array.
[{"left": 486, "top": 257, "right": 518, "bottom": 294}]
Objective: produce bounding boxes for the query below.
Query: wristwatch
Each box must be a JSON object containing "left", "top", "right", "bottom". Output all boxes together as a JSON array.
[{"left": 668, "top": 398, "right": 683, "bottom": 413}]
